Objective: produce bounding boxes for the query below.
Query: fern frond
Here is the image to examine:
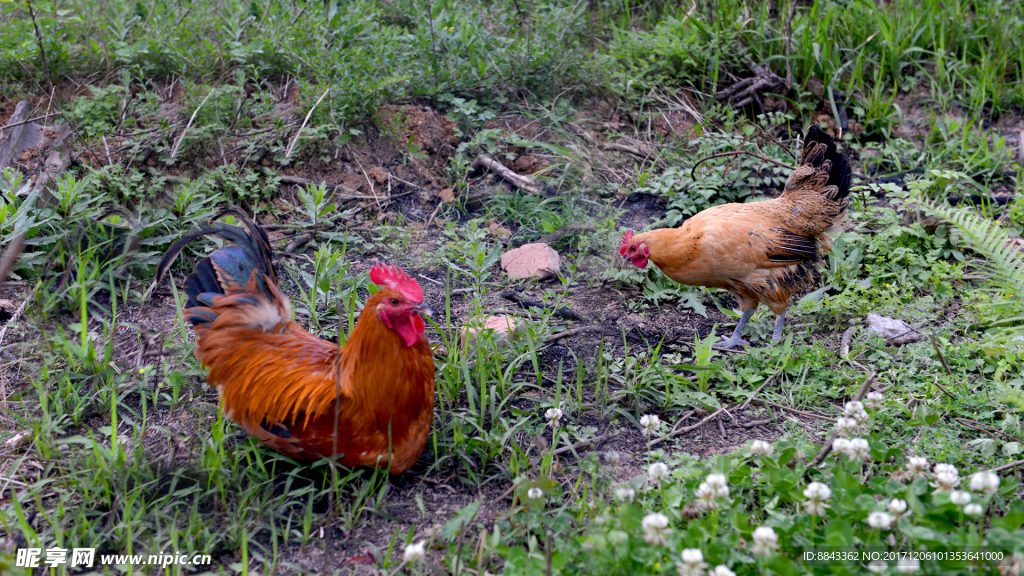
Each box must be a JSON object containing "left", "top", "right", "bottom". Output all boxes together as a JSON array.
[
  {"left": 912, "top": 196, "right": 1024, "bottom": 300},
  {"left": 911, "top": 195, "right": 1024, "bottom": 346}
]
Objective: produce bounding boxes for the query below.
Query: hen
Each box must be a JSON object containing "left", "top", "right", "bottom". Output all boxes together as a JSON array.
[
  {"left": 620, "top": 125, "right": 851, "bottom": 348},
  {"left": 154, "top": 213, "right": 435, "bottom": 474}
]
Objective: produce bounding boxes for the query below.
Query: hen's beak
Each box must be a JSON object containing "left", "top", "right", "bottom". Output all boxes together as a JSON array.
[{"left": 413, "top": 301, "right": 435, "bottom": 318}]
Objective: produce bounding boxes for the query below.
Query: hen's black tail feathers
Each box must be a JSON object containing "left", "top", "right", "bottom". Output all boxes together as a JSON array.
[
  {"left": 153, "top": 208, "right": 276, "bottom": 323},
  {"left": 800, "top": 124, "right": 852, "bottom": 203}
]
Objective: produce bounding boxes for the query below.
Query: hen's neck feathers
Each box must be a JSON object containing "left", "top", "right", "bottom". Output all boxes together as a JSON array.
[{"left": 631, "top": 227, "right": 700, "bottom": 269}]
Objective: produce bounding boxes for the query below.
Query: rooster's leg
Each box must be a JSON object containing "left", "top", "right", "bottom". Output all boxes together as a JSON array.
[
  {"left": 719, "top": 308, "right": 755, "bottom": 349},
  {"left": 771, "top": 311, "right": 787, "bottom": 342}
]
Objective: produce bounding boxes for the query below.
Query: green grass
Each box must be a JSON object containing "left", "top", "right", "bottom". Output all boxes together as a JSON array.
[{"left": 1, "top": 0, "right": 1023, "bottom": 574}]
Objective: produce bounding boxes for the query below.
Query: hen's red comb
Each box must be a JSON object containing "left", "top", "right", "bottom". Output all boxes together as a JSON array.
[
  {"left": 619, "top": 230, "right": 636, "bottom": 256},
  {"left": 370, "top": 262, "right": 423, "bottom": 302}
]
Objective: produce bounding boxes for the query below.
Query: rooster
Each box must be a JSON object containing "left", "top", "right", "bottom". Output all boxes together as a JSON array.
[
  {"left": 620, "top": 125, "right": 851, "bottom": 348},
  {"left": 154, "top": 213, "right": 435, "bottom": 474}
]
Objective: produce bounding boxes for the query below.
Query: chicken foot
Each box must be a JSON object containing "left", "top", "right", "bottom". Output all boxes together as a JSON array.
[
  {"left": 719, "top": 308, "right": 755, "bottom": 349},
  {"left": 772, "top": 310, "right": 787, "bottom": 342}
]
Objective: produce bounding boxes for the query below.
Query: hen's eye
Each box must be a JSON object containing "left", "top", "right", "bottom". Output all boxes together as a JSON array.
[{"left": 390, "top": 298, "right": 399, "bottom": 305}]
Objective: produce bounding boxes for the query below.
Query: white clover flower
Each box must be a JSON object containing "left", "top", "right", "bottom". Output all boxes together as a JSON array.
[
  {"left": 888, "top": 498, "right": 908, "bottom": 516},
  {"left": 968, "top": 471, "right": 1000, "bottom": 495},
  {"left": 906, "top": 456, "right": 930, "bottom": 478},
  {"left": 404, "top": 541, "right": 426, "bottom": 563},
  {"left": 848, "top": 438, "right": 871, "bottom": 462},
  {"left": 710, "top": 566, "right": 736, "bottom": 576},
  {"left": 528, "top": 487, "right": 544, "bottom": 500},
  {"left": 750, "top": 526, "right": 778, "bottom": 557},
  {"left": 950, "top": 490, "right": 971, "bottom": 506},
  {"left": 964, "top": 503, "right": 984, "bottom": 517},
  {"left": 676, "top": 549, "right": 708, "bottom": 576},
  {"left": 931, "top": 464, "right": 960, "bottom": 492},
  {"left": 695, "top": 482, "right": 718, "bottom": 510},
  {"left": 640, "top": 414, "right": 662, "bottom": 437},
  {"left": 802, "top": 481, "right": 832, "bottom": 516},
  {"left": 835, "top": 417, "right": 860, "bottom": 438},
  {"left": 750, "top": 439, "right": 773, "bottom": 456},
  {"left": 545, "top": 407, "right": 563, "bottom": 427},
  {"left": 864, "top": 392, "right": 885, "bottom": 410},
  {"left": 593, "top": 514, "right": 608, "bottom": 525},
  {"left": 867, "top": 560, "right": 888, "bottom": 573},
  {"left": 896, "top": 557, "right": 920, "bottom": 573},
  {"left": 615, "top": 486, "right": 636, "bottom": 502},
  {"left": 648, "top": 462, "right": 670, "bottom": 485},
  {"left": 641, "top": 512, "right": 672, "bottom": 545},
  {"left": 833, "top": 438, "right": 852, "bottom": 457},
  {"left": 804, "top": 481, "right": 832, "bottom": 501},
  {"left": 867, "top": 510, "right": 893, "bottom": 530},
  {"left": 705, "top": 473, "right": 729, "bottom": 498},
  {"left": 845, "top": 401, "right": 870, "bottom": 425}
]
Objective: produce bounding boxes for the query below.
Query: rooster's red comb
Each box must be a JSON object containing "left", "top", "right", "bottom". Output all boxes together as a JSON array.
[
  {"left": 619, "top": 230, "right": 636, "bottom": 256},
  {"left": 370, "top": 262, "right": 423, "bottom": 302}
]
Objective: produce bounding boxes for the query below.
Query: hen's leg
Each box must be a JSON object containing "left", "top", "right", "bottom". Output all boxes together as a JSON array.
[
  {"left": 771, "top": 310, "right": 787, "bottom": 342},
  {"left": 719, "top": 308, "right": 755, "bottom": 349}
]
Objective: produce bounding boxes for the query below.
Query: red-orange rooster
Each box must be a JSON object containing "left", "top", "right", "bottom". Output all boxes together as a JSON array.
[
  {"left": 620, "top": 125, "right": 851, "bottom": 348},
  {"left": 155, "top": 214, "right": 435, "bottom": 474}
]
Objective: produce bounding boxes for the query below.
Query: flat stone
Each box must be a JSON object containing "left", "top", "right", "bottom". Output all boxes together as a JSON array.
[
  {"left": 461, "top": 315, "right": 520, "bottom": 348},
  {"left": 501, "top": 243, "right": 560, "bottom": 280}
]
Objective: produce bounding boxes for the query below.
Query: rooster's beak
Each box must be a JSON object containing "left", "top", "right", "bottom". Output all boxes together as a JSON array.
[{"left": 413, "top": 302, "right": 435, "bottom": 318}]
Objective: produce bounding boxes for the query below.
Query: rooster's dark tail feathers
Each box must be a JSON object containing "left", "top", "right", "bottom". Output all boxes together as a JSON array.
[{"left": 153, "top": 208, "right": 277, "bottom": 326}]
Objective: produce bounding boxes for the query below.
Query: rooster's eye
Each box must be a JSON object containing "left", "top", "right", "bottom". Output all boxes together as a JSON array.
[{"left": 390, "top": 298, "right": 399, "bottom": 305}]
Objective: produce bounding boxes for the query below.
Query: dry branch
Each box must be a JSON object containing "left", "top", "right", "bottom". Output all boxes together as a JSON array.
[{"left": 472, "top": 155, "right": 546, "bottom": 194}]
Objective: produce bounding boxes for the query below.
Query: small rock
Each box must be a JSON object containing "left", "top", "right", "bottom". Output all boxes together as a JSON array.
[
  {"left": 5, "top": 430, "right": 32, "bottom": 451},
  {"left": 461, "top": 315, "right": 520, "bottom": 348},
  {"left": 368, "top": 166, "right": 388, "bottom": 184},
  {"left": 865, "top": 313, "right": 926, "bottom": 345},
  {"left": 501, "top": 243, "right": 560, "bottom": 280},
  {"left": 514, "top": 155, "right": 546, "bottom": 174},
  {"left": 438, "top": 188, "right": 456, "bottom": 203},
  {"left": 488, "top": 219, "right": 512, "bottom": 241}
]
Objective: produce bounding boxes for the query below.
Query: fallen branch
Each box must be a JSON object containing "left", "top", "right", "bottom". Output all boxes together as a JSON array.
[
  {"left": 956, "top": 418, "right": 1023, "bottom": 444},
  {"left": 285, "top": 233, "right": 314, "bottom": 254},
  {"left": 928, "top": 335, "right": 953, "bottom": 375},
  {"left": 278, "top": 174, "right": 418, "bottom": 201},
  {"left": 753, "top": 399, "right": 837, "bottom": 422},
  {"left": 810, "top": 371, "right": 877, "bottom": 467},
  {"left": 501, "top": 291, "right": 583, "bottom": 321},
  {"left": 472, "top": 155, "right": 553, "bottom": 195},
  {"left": 989, "top": 459, "right": 1024, "bottom": 474},
  {"left": 170, "top": 90, "right": 213, "bottom": 158},
  {"left": 286, "top": 87, "right": 330, "bottom": 159},
  {"left": 0, "top": 112, "right": 58, "bottom": 131},
  {"left": 649, "top": 407, "right": 726, "bottom": 448},
  {"left": 839, "top": 325, "right": 856, "bottom": 358}
]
